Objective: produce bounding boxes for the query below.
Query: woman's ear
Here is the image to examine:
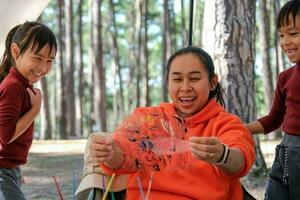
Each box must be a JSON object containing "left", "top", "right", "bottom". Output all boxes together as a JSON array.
[
  {"left": 10, "top": 43, "right": 19, "bottom": 59},
  {"left": 210, "top": 75, "right": 218, "bottom": 91}
]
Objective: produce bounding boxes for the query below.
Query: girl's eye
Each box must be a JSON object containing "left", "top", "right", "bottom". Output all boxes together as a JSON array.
[
  {"left": 34, "top": 57, "right": 42, "bottom": 61},
  {"left": 290, "top": 32, "right": 298, "bottom": 36},
  {"left": 191, "top": 77, "right": 200, "bottom": 81}
]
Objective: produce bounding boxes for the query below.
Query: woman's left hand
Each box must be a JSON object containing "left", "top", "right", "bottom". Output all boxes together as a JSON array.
[{"left": 189, "top": 136, "right": 224, "bottom": 164}]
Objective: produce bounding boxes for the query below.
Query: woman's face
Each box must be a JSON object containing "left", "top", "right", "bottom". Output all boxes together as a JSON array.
[
  {"left": 12, "top": 43, "right": 56, "bottom": 84},
  {"left": 168, "top": 53, "right": 217, "bottom": 118}
]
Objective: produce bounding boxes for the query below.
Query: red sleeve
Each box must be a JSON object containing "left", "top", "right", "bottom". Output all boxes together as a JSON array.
[
  {"left": 0, "top": 83, "right": 25, "bottom": 144},
  {"left": 258, "top": 73, "right": 285, "bottom": 134}
]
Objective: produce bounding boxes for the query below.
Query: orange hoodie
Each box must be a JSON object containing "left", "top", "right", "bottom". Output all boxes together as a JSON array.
[{"left": 101, "top": 99, "right": 255, "bottom": 200}]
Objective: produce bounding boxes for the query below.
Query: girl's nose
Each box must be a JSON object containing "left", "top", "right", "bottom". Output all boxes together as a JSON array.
[
  {"left": 40, "top": 62, "right": 51, "bottom": 74},
  {"left": 39, "top": 66, "right": 47, "bottom": 74}
]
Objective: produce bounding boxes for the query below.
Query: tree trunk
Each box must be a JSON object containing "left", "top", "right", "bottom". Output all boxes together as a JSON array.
[
  {"left": 135, "top": 0, "right": 142, "bottom": 107},
  {"left": 205, "top": 0, "right": 267, "bottom": 173},
  {"left": 273, "top": 0, "right": 287, "bottom": 73},
  {"left": 126, "top": 4, "right": 137, "bottom": 111},
  {"left": 258, "top": 0, "right": 274, "bottom": 112},
  {"left": 195, "top": 0, "right": 204, "bottom": 46},
  {"left": 92, "top": 0, "right": 107, "bottom": 131},
  {"left": 65, "top": 0, "right": 75, "bottom": 137},
  {"left": 76, "top": 0, "right": 84, "bottom": 137},
  {"left": 40, "top": 77, "right": 52, "bottom": 140},
  {"left": 88, "top": 0, "right": 95, "bottom": 134},
  {"left": 162, "top": 0, "right": 172, "bottom": 102},
  {"left": 56, "top": 0, "right": 67, "bottom": 139},
  {"left": 109, "top": 0, "right": 124, "bottom": 117},
  {"left": 169, "top": 1, "right": 177, "bottom": 53},
  {"left": 259, "top": 0, "right": 281, "bottom": 140},
  {"left": 144, "top": 0, "right": 150, "bottom": 106},
  {"left": 180, "top": 0, "right": 188, "bottom": 46}
]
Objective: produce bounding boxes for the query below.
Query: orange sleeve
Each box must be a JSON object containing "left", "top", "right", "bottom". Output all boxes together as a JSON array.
[{"left": 214, "top": 113, "right": 255, "bottom": 180}]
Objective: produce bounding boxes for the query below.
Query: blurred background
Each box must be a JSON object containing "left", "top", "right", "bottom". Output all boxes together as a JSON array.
[{"left": 1, "top": 0, "right": 289, "bottom": 199}]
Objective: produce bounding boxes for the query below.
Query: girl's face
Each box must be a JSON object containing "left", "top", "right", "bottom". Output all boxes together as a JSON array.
[
  {"left": 279, "top": 14, "right": 300, "bottom": 63},
  {"left": 168, "top": 53, "right": 217, "bottom": 118},
  {"left": 12, "top": 43, "right": 55, "bottom": 84}
]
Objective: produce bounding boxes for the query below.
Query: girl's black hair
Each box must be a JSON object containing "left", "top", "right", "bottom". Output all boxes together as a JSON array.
[
  {"left": 0, "top": 21, "right": 57, "bottom": 83},
  {"left": 164, "top": 46, "right": 225, "bottom": 107},
  {"left": 277, "top": 0, "right": 300, "bottom": 28}
]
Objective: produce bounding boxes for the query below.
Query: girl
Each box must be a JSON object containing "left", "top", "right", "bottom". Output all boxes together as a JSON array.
[
  {"left": 246, "top": 0, "right": 300, "bottom": 199},
  {"left": 91, "top": 46, "right": 254, "bottom": 199},
  {"left": 0, "top": 21, "right": 57, "bottom": 199}
]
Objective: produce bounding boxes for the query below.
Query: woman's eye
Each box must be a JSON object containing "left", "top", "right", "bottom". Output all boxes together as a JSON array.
[{"left": 172, "top": 78, "right": 181, "bottom": 82}]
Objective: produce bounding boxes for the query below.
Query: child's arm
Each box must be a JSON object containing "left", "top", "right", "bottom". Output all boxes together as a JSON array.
[
  {"left": 246, "top": 121, "right": 264, "bottom": 134},
  {"left": 8, "top": 88, "right": 41, "bottom": 143}
]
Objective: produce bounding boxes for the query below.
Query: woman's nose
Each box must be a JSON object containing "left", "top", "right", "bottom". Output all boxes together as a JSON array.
[{"left": 180, "top": 79, "right": 192, "bottom": 91}]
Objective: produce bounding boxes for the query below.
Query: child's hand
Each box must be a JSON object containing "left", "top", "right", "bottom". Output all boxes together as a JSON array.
[
  {"left": 189, "top": 136, "right": 225, "bottom": 164},
  {"left": 27, "top": 88, "right": 42, "bottom": 113}
]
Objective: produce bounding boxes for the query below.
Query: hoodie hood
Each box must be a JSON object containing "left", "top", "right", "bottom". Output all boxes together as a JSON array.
[{"left": 160, "top": 98, "right": 225, "bottom": 126}]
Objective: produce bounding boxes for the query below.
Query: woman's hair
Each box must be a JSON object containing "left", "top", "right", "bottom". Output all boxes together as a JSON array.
[
  {"left": 0, "top": 21, "right": 57, "bottom": 83},
  {"left": 277, "top": 0, "right": 300, "bottom": 29},
  {"left": 165, "top": 46, "right": 225, "bottom": 107}
]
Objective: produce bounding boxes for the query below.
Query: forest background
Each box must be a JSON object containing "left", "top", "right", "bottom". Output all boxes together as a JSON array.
[
  {"left": 35, "top": 0, "right": 291, "bottom": 175},
  {"left": 22, "top": 0, "right": 289, "bottom": 185}
]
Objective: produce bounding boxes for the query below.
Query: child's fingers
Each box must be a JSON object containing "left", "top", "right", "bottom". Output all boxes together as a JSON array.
[
  {"left": 26, "top": 88, "right": 41, "bottom": 96},
  {"left": 26, "top": 88, "right": 35, "bottom": 97}
]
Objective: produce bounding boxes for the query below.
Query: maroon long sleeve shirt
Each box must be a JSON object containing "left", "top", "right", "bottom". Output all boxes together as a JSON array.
[
  {"left": 0, "top": 67, "right": 34, "bottom": 168},
  {"left": 258, "top": 63, "right": 300, "bottom": 135}
]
